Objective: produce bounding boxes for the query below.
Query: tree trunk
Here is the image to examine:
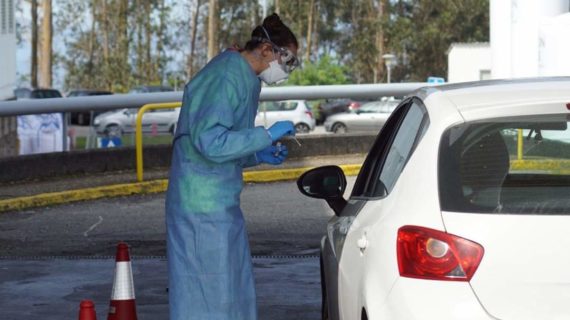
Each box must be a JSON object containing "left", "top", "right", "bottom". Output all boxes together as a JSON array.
[
  {"left": 312, "top": 0, "right": 320, "bottom": 60},
  {"left": 102, "top": 0, "right": 109, "bottom": 65},
  {"left": 144, "top": 0, "right": 152, "bottom": 82},
  {"left": 275, "top": 0, "right": 280, "bottom": 14},
  {"left": 157, "top": 0, "right": 166, "bottom": 84},
  {"left": 188, "top": 0, "right": 203, "bottom": 77},
  {"left": 117, "top": 0, "right": 129, "bottom": 91},
  {"left": 39, "top": 0, "right": 53, "bottom": 88},
  {"left": 31, "top": 0, "right": 38, "bottom": 88},
  {"left": 375, "top": 0, "right": 387, "bottom": 83},
  {"left": 87, "top": 0, "right": 98, "bottom": 85},
  {"left": 305, "top": 0, "right": 315, "bottom": 62},
  {"left": 207, "top": 0, "right": 218, "bottom": 61}
]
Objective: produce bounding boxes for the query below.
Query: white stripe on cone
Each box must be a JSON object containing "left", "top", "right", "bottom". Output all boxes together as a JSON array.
[{"left": 110, "top": 262, "right": 135, "bottom": 300}]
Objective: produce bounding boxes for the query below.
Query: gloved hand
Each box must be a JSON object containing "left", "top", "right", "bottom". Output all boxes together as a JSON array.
[
  {"left": 256, "top": 144, "right": 288, "bottom": 165},
  {"left": 267, "top": 121, "right": 295, "bottom": 142}
]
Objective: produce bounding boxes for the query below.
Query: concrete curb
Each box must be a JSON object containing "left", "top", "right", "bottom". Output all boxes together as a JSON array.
[{"left": 0, "top": 164, "right": 362, "bottom": 213}]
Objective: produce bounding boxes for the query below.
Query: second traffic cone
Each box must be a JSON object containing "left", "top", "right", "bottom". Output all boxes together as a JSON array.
[
  {"left": 78, "top": 300, "right": 97, "bottom": 320},
  {"left": 107, "top": 242, "right": 138, "bottom": 320}
]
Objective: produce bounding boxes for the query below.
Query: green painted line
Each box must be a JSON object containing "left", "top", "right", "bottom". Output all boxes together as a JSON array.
[{"left": 0, "top": 165, "right": 362, "bottom": 213}]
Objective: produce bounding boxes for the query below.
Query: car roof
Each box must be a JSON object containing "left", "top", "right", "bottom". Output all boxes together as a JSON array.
[
  {"left": 414, "top": 77, "right": 570, "bottom": 120},
  {"left": 417, "top": 77, "right": 570, "bottom": 109}
]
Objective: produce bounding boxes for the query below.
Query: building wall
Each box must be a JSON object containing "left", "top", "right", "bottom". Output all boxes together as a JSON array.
[
  {"left": 0, "top": 0, "right": 17, "bottom": 157},
  {"left": 0, "top": 0, "right": 16, "bottom": 100},
  {"left": 490, "top": 0, "right": 570, "bottom": 79},
  {"left": 447, "top": 43, "right": 492, "bottom": 83}
]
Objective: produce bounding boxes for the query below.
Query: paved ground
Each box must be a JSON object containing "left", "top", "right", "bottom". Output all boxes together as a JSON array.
[
  {"left": 0, "top": 145, "right": 360, "bottom": 319},
  {"left": 0, "top": 179, "right": 356, "bottom": 257},
  {"left": 0, "top": 257, "right": 320, "bottom": 320},
  {"left": 0, "top": 178, "right": 357, "bottom": 319}
]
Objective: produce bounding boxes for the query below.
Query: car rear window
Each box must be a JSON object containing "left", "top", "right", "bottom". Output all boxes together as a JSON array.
[{"left": 439, "top": 114, "right": 570, "bottom": 214}]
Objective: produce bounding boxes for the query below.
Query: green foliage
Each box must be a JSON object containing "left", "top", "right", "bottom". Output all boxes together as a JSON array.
[
  {"left": 287, "top": 55, "right": 349, "bottom": 86},
  {"left": 45, "top": 0, "right": 489, "bottom": 90}
]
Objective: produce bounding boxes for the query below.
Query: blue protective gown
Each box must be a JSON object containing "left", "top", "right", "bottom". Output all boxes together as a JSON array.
[{"left": 165, "top": 50, "right": 272, "bottom": 320}]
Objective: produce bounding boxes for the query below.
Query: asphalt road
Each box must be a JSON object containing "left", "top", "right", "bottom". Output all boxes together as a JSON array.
[
  {"left": 0, "top": 178, "right": 356, "bottom": 319},
  {"left": 0, "top": 178, "right": 355, "bottom": 257}
]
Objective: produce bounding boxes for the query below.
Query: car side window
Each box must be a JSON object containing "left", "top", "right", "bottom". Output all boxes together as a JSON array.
[
  {"left": 371, "top": 101, "right": 428, "bottom": 197},
  {"left": 260, "top": 101, "right": 280, "bottom": 112},
  {"left": 279, "top": 101, "right": 298, "bottom": 111},
  {"left": 351, "top": 98, "right": 429, "bottom": 198}
]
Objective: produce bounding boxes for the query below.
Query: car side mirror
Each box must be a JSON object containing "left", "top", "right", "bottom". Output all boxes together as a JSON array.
[{"left": 297, "top": 166, "right": 348, "bottom": 216}]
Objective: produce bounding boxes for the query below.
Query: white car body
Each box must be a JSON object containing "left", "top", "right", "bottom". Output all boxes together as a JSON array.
[
  {"left": 300, "top": 78, "right": 570, "bottom": 320},
  {"left": 255, "top": 100, "right": 316, "bottom": 133},
  {"left": 93, "top": 108, "right": 179, "bottom": 136}
]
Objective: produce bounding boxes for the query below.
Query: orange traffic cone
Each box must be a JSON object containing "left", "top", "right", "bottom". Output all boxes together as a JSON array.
[
  {"left": 107, "top": 242, "right": 138, "bottom": 320},
  {"left": 78, "top": 300, "right": 97, "bottom": 320}
]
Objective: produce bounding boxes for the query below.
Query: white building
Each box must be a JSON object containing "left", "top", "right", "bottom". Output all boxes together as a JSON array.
[
  {"left": 447, "top": 43, "right": 492, "bottom": 83},
  {"left": 449, "top": 0, "right": 570, "bottom": 83},
  {"left": 0, "top": 0, "right": 16, "bottom": 100}
]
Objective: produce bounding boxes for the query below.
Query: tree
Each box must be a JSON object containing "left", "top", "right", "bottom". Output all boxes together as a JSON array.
[
  {"left": 30, "top": 0, "right": 38, "bottom": 88},
  {"left": 287, "top": 55, "right": 349, "bottom": 86},
  {"left": 207, "top": 0, "right": 218, "bottom": 61},
  {"left": 187, "top": 0, "right": 204, "bottom": 77},
  {"left": 39, "top": 0, "right": 53, "bottom": 88}
]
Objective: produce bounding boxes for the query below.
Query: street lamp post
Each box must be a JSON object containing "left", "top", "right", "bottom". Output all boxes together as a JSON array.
[{"left": 382, "top": 53, "right": 396, "bottom": 83}]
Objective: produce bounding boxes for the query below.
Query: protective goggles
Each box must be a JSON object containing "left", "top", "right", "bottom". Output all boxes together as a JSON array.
[
  {"left": 274, "top": 46, "right": 300, "bottom": 73},
  {"left": 253, "top": 37, "right": 300, "bottom": 73}
]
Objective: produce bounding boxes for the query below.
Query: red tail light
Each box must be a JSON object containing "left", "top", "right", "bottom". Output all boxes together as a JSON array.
[
  {"left": 397, "top": 226, "right": 484, "bottom": 281},
  {"left": 305, "top": 111, "right": 313, "bottom": 118}
]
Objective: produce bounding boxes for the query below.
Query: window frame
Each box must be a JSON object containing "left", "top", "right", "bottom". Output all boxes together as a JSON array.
[{"left": 350, "top": 97, "right": 430, "bottom": 200}]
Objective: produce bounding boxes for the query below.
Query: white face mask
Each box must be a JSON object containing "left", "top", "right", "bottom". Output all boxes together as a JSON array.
[{"left": 259, "top": 59, "right": 289, "bottom": 85}]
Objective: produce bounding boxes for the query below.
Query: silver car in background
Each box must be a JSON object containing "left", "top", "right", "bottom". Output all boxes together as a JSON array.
[
  {"left": 255, "top": 100, "right": 316, "bottom": 133},
  {"left": 93, "top": 107, "right": 179, "bottom": 137},
  {"left": 324, "top": 98, "right": 401, "bottom": 133}
]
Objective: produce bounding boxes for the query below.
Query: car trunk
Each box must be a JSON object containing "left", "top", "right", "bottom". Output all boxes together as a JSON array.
[{"left": 442, "top": 212, "right": 570, "bottom": 319}]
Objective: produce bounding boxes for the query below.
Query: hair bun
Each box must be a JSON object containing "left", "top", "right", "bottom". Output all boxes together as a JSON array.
[{"left": 262, "top": 13, "right": 282, "bottom": 29}]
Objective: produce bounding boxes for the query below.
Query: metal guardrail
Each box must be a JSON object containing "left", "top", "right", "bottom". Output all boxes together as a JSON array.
[
  {"left": 0, "top": 83, "right": 430, "bottom": 181},
  {"left": 0, "top": 83, "right": 428, "bottom": 117},
  {"left": 136, "top": 102, "right": 181, "bottom": 182}
]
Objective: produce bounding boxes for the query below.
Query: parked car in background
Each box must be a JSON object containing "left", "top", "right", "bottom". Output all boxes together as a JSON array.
[
  {"left": 324, "top": 97, "right": 401, "bottom": 133},
  {"left": 316, "top": 98, "right": 367, "bottom": 124},
  {"left": 14, "top": 88, "right": 62, "bottom": 99},
  {"left": 93, "top": 107, "right": 179, "bottom": 137},
  {"left": 67, "top": 89, "right": 113, "bottom": 125},
  {"left": 255, "top": 100, "right": 316, "bottom": 133},
  {"left": 297, "top": 78, "right": 570, "bottom": 320},
  {"left": 128, "top": 85, "right": 174, "bottom": 94}
]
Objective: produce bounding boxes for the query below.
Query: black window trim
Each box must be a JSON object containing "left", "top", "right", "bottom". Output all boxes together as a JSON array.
[
  {"left": 350, "top": 97, "right": 413, "bottom": 200},
  {"left": 351, "top": 97, "right": 429, "bottom": 200}
]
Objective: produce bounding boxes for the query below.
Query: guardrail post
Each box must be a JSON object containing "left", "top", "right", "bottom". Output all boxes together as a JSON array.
[{"left": 136, "top": 102, "right": 182, "bottom": 182}]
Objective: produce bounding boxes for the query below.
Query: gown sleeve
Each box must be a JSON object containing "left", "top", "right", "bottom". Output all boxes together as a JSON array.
[{"left": 188, "top": 75, "right": 272, "bottom": 164}]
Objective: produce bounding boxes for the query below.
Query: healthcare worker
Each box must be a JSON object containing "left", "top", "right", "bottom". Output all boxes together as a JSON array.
[{"left": 165, "top": 13, "right": 299, "bottom": 320}]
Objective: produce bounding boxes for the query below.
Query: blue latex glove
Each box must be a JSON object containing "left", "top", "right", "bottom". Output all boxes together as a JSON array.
[
  {"left": 267, "top": 121, "right": 295, "bottom": 142},
  {"left": 256, "top": 144, "right": 288, "bottom": 165}
]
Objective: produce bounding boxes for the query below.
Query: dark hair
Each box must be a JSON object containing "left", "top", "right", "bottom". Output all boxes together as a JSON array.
[{"left": 245, "top": 13, "right": 298, "bottom": 51}]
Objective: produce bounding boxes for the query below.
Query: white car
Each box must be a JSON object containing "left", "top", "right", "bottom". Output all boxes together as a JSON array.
[
  {"left": 324, "top": 98, "right": 401, "bottom": 133},
  {"left": 255, "top": 100, "right": 316, "bottom": 133},
  {"left": 93, "top": 107, "right": 179, "bottom": 137},
  {"left": 297, "top": 78, "right": 570, "bottom": 320}
]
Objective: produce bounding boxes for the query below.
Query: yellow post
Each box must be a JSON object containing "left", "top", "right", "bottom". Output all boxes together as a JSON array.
[
  {"left": 136, "top": 102, "right": 182, "bottom": 182},
  {"left": 517, "top": 129, "right": 523, "bottom": 160}
]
